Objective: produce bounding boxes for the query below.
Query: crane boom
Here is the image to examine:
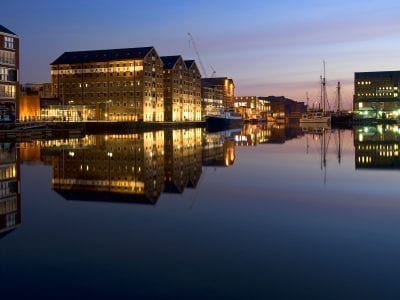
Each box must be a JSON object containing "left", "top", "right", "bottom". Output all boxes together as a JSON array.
[{"left": 187, "top": 32, "right": 207, "bottom": 77}]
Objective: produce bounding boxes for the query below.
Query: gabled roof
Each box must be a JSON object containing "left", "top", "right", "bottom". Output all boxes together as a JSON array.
[
  {"left": 184, "top": 60, "right": 195, "bottom": 69},
  {"left": 51, "top": 47, "right": 154, "bottom": 65},
  {"left": 0, "top": 24, "right": 17, "bottom": 36},
  {"left": 160, "top": 55, "right": 181, "bottom": 69}
]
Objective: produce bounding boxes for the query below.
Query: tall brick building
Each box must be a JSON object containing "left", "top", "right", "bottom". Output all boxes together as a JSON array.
[
  {"left": 161, "top": 56, "right": 201, "bottom": 122},
  {"left": 0, "top": 25, "right": 19, "bottom": 122},
  {"left": 51, "top": 47, "right": 164, "bottom": 122}
]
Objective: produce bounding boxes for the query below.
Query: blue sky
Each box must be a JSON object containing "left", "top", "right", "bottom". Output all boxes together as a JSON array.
[{"left": 3, "top": 0, "right": 400, "bottom": 108}]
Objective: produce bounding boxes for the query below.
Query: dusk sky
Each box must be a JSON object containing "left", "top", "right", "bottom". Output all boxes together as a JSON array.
[{"left": 3, "top": 0, "right": 400, "bottom": 108}]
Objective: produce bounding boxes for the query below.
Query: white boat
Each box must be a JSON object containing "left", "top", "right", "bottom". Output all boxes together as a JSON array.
[{"left": 300, "top": 112, "right": 331, "bottom": 124}]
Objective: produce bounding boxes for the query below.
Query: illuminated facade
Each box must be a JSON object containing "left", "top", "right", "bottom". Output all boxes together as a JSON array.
[
  {"left": 161, "top": 56, "right": 201, "bottom": 121},
  {"left": 0, "top": 143, "right": 20, "bottom": 236},
  {"left": 354, "top": 71, "right": 400, "bottom": 120},
  {"left": 51, "top": 47, "right": 164, "bottom": 122},
  {"left": 202, "top": 77, "right": 235, "bottom": 110},
  {"left": 234, "top": 96, "right": 270, "bottom": 120},
  {"left": 201, "top": 85, "right": 224, "bottom": 118},
  {"left": 0, "top": 25, "right": 18, "bottom": 122}
]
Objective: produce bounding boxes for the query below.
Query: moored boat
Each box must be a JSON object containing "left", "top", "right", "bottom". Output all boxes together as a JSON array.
[{"left": 206, "top": 110, "right": 243, "bottom": 131}]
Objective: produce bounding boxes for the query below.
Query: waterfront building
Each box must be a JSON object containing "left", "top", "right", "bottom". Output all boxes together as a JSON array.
[
  {"left": 0, "top": 25, "right": 19, "bottom": 122},
  {"left": 234, "top": 96, "right": 271, "bottom": 120},
  {"left": 259, "top": 96, "right": 306, "bottom": 122},
  {"left": 161, "top": 56, "right": 201, "bottom": 121},
  {"left": 201, "top": 85, "right": 224, "bottom": 118},
  {"left": 184, "top": 60, "right": 202, "bottom": 121},
  {"left": 354, "top": 71, "right": 400, "bottom": 120},
  {"left": 18, "top": 82, "right": 53, "bottom": 121},
  {"left": 201, "top": 77, "right": 235, "bottom": 110},
  {"left": 51, "top": 47, "right": 164, "bottom": 122},
  {"left": 0, "top": 143, "right": 21, "bottom": 236}
]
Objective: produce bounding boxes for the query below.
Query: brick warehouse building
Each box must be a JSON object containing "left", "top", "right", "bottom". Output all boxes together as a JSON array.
[
  {"left": 161, "top": 55, "right": 201, "bottom": 122},
  {"left": 0, "top": 25, "right": 19, "bottom": 122},
  {"left": 51, "top": 47, "right": 164, "bottom": 122}
]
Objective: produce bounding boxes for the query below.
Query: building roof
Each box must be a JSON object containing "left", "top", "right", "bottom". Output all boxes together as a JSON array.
[
  {"left": 184, "top": 60, "right": 195, "bottom": 69},
  {"left": 201, "top": 77, "right": 230, "bottom": 87},
  {"left": 0, "top": 24, "right": 17, "bottom": 36},
  {"left": 51, "top": 47, "right": 154, "bottom": 65},
  {"left": 355, "top": 71, "right": 400, "bottom": 78},
  {"left": 160, "top": 55, "right": 181, "bottom": 69}
]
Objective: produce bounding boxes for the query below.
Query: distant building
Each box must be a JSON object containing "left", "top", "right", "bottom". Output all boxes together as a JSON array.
[
  {"left": 354, "top": 71, "right": 400, "bottom": 120},
  {"left": 51, "top": 47, "right": 164, "bottom": 122},
  {"left": 234, "top": 96, "right": 271, "bottom": 120},
  {"left": 201, "top": 77, "right": 235, "bottom": 110},
  {"left": 161, "top": 56, "right": 201, "bottom": 121},
  {"left": 260, "top": 96, "right": 306, "bottom": 122},
  {"left": 0, "top": 24, "right": 19, "bottom": 122}
]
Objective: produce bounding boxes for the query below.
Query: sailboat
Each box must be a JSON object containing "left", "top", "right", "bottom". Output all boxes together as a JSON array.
[{"left": 300, "top": 61, "right": 331, "bottom": 126}]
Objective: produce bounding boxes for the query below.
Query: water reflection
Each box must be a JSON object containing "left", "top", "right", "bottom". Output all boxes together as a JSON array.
[
  {"left": 20, "top": 128, "right": 237, "bottom": 204},
  {"left": 235, "top": 123, "right": 304, "bottom": 146},
  {"left": 12, "top": 123, "right": 400, "bottom": 219},
  {"left": 355, "top": 124, "right": 400, "bottom": 169},
  {"left": 0, "top": 143, "right": 21, "bottom": 238}
]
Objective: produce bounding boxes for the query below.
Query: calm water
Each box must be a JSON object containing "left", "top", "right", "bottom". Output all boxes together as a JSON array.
[{"left": 2, "top": 123, "right": 400, "bottom": 299}]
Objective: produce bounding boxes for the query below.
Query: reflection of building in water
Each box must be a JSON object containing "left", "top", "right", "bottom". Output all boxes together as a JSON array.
[
  {"left": 41, "top": 132, "right": 165, "bottom": 204},
  {"left": 0, "top": 143, "right": 20, "bottom": 237},
  {"left": 37, "top": 128, "right": 205, "bottom": 203},
  {"left": 355, "top": 125, "right": 400, "bottom": 169},
  {"left": 164, "top": 129, "right": 203, "bottom": 193},
  {"left": 202, "top": 132, "right": 236, "bottom": 167},
  {"left": 234, "top": 123, "right": 304, "bottom": 146}
]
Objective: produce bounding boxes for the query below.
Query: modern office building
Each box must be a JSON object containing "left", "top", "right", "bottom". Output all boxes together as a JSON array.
[
  {"left": 354, "top": 71, "right": 400, "bottom": 120},
  {"left": 201, "top": 85, "right": 224, "bottom": 118},
  {"left": 234, "top": 96, "right": 271, "bottom": 120},
  {"left": 161, "top": 56, "right": 201, "bottom": 122},
  {"left": 0, "top": 25, "right": 19, "bottom": 122},
  {"left": 51, "top": 47, "right": 164, "bottom": 122},
  {"left": 201, "top": 77, "right": 235, "bottom": 110}
]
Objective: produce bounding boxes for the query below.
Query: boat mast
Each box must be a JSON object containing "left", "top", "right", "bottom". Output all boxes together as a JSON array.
[
  {"left": 306, "top": 92, "right": 309, "bottom": 111},
  {"left": 322, "top": 60, "right": 327, "bottom": 114},
  {"left": 336, "top": 81, "right": 341, "bottom": 112}
]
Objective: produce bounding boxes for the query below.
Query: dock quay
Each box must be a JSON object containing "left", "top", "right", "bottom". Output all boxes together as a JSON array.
[{"left": 0, "top": 121, "right": 206, "bottom": 141}]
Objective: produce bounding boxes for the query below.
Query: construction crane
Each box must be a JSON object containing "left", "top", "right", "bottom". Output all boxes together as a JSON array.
[
  {"left": 187, "top": 32, "right": 208, "bottom": 77},
  {"left": 210, "top": 66, "right": 216, "bottom": 77}
]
